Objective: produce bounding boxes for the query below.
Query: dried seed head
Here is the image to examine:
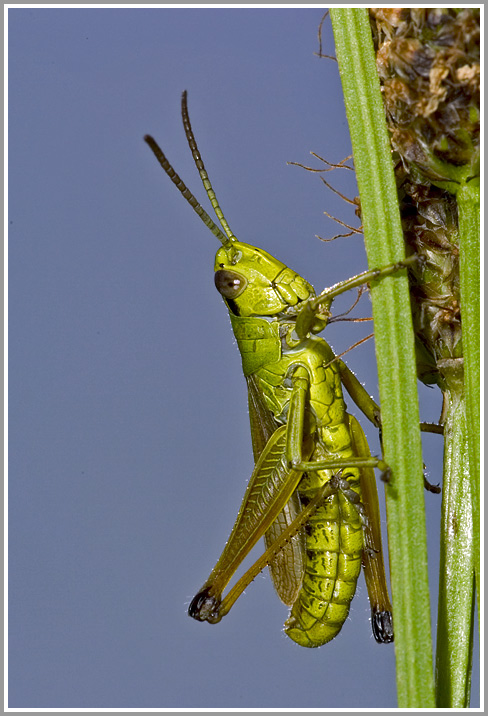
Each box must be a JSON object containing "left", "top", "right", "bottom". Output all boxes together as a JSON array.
[
  {"left": 369, "top": 8, "right": 479, "bottom": 390},
  {"left": 371, "top": 9, "right": 479, "bottom": 176}
]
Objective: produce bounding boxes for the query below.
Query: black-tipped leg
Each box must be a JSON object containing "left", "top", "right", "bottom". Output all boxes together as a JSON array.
[
  {"left": 188, "top": 587, "right": 222, "bottom": 623},
  {"left": 423, "top": 474, "right": 441, "bottom": 494},
  {"left": 371, "top": 608, "right": 394, "bottom": 644}
]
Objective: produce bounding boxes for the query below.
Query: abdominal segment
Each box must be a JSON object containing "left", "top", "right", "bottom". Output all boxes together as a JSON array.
[{"left": 284, "top": 471, "right": 363, "bottom": 648}]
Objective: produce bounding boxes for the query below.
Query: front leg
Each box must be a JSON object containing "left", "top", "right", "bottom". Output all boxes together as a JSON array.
[
  {"left": 340, "top": 361, "right": 444, "bottom": 438},
  {"left": 339, "top": 360, "right": 382, "bottom": 428},
  {"left": 295, "top": 255, "right": 421, "bottom": 341}
]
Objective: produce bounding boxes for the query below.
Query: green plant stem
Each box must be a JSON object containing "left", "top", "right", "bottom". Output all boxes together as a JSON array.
[
  {"left": 457, "top": 181, "right": 480, "bottom": 596},
  {"left": 426, "top": 169, "right": 480, "bottom": 706},
  {"left": 431, "top": 176, "right": 479, "bottom": 707},
  {"left": 435, "top": 374, "right": 475, "bottom": 708},
  {"left": 330, "top": 8, "right": 435, "bottom": 707}
]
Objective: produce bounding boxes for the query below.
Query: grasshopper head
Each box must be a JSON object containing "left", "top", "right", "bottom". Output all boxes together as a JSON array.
[
  {"left": 144, "top": 94, "right": 315, "bottom": 319},
  {"left": 214, "top": 241, "right": 315, "bottom": 317}
]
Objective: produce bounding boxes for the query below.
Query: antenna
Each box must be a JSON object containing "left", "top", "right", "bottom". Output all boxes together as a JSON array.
[
  {"left": 144, "top": 133, "right": 231, "bottom": 247},
  {"left": 144, "top": 91, "right": 238, "bottom": 249},
  {"left": 180, "top": 91, "right": 237, "bottom": 244}
]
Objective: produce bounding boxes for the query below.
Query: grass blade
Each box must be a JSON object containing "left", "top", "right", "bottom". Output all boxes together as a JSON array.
[{"left": 330, "top": 8, "right": 435, "bottom": 707}]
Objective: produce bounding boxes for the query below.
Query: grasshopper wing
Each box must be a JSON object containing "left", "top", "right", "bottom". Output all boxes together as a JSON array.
[{"left": 247, "top": 374, "right": 305, "bottom": 606}]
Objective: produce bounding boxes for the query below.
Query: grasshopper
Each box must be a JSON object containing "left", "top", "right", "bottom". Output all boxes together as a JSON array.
[{"left": 144, "top": 92, "right": 420, "bottom": 648}]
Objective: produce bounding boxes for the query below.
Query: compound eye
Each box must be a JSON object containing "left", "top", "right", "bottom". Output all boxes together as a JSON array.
[{"left": 214, "top": 269, "right": 248, "bottom": 299}]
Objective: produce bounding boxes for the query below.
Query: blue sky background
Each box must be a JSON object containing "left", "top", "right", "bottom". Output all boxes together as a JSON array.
[{"left": 8, "top": 7, "right": 478, "bottom": 709}]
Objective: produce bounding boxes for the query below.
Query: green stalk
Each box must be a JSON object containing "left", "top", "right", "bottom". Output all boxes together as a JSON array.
[
  {"left": 457, "top": 180, "right": 480, "bottom": 593},
  {"left": 432, "top": 173, "right": 479, "bottom": 707},
  {"left": 330, "top": 9, "right": 435, "bottom": 707},
  {"left": 435, "top": 376, "right": 475, "bottom": 707}
]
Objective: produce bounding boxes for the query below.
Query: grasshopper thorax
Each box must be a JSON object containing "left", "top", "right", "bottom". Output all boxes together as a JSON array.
[{"left": 214, "top": 241, "right": 315, "bottom": 318}]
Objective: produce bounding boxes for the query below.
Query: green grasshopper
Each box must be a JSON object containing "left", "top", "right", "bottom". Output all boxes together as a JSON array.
[{"left": 144, "top": 92, "right": 419, "bottom": 648}]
